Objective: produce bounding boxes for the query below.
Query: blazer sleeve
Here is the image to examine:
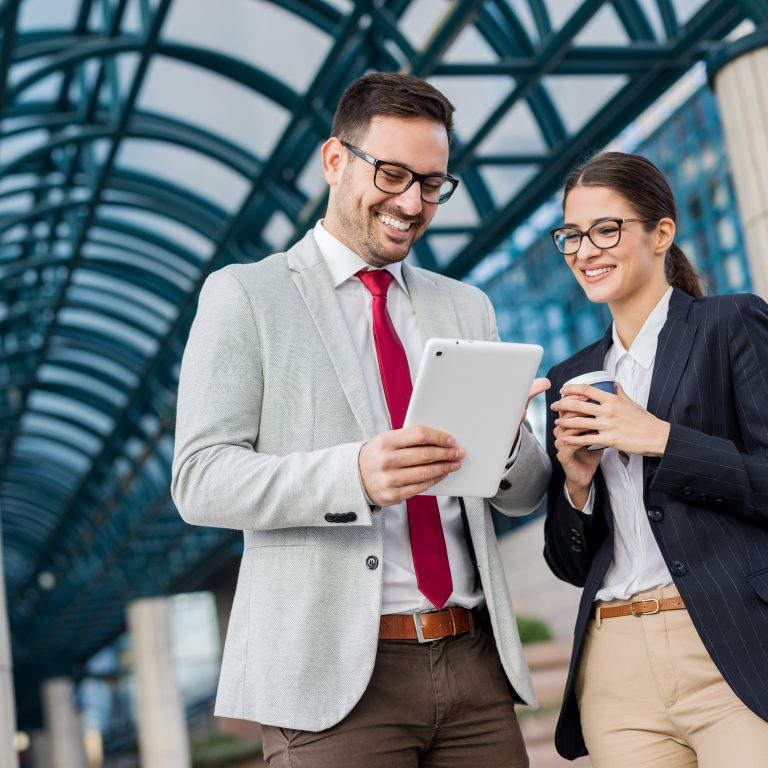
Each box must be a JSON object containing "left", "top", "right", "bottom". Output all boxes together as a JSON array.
[
  {"left": 650, "top": 293, "right": 768, "bottom": 529},
  {"left": 171, "top": 269, "right": 373, "bottom": 532},
  {"left": 542, "top": 365, "right": 609, "bottom": 587},
  {"left": 479, "top": 291, "right": 552, "bottom": 516}
]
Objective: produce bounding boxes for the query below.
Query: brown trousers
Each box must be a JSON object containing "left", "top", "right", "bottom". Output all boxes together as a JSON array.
[
  {"left": 577, "top": 585, "right": 768, "bottom": 768},
  {"left": 262, "top": 624, "right": 528, "bottom": 767}
]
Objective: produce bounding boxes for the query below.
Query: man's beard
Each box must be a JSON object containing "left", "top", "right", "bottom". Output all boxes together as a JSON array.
[{"left": 334, "top": 171, "right": 423, "bottom": 266}]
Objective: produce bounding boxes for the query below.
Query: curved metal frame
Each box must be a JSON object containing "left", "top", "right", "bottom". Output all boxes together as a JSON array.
[{"left": 0, "top": 0, "right": 760, "bottom": 726}]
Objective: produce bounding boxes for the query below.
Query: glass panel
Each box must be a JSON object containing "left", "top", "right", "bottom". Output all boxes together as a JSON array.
[
  {"left": 428, "top": 76, "right": 515, "bottom": 142},
  {"left": 27, "top": 389, "right": 115, "bottom": 435},
  {"left": 476, "top": 100, "right": 548, "bottom": 155},
  {"left": 138, "top": 56, "right": 291, "bottom": 160},
  {"left": 543, "top": 74, "right": 628, "bottom": 135},
  {"left": 17, "top": 0, "right": 79, "bottom": 31},
  {"left": 480, "top": 164, "right": 538, "bottom": 208},
  {"left": 58, "top": 307, "right": 159, "bottom": 357},
  {"left": 573, "top": 4, "right": 630, "bottom": 44},
  {"left": 671, "top": 0, "right": 709, "bottom": 26},
  {"left": 115, "top": 139, "right": 251, "bottom": 213},
  {"left": 94, "top": 205, "right": 213, "bottom": 261},
  {"left": 162, "top": 0, "right": 333, "bottom": 93}
]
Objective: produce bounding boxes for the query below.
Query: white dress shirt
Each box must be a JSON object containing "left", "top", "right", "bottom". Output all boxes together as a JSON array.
[
  {"left": 313, "top": 221, "right": 484, "bottom": 614},
  {"left": 573, "top": 287, "right": 674, "bottom": 601}
]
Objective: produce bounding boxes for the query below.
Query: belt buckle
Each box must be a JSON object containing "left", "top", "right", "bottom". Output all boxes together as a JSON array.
[
  {"left": 412, "top": 611, "right": 431, "bottom": 643},
  {"left": 630, "top": 598, "right": 660, "bottom": 616}
]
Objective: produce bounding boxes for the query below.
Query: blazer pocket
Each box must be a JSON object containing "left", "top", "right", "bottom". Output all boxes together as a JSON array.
[{"left": 746, "top": 567, "right": 768, "bottom": 603}]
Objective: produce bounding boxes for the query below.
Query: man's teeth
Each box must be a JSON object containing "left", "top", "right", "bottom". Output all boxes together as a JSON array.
[
  {"left": 378, "top": 214, "right": 410, "bottom": 231},
  {"left": 585, "top": 267, "right": 614, "bottom": 277}
]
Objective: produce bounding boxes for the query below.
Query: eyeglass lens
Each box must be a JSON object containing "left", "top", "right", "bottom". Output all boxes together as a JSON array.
[
  {"left": 374, "top": 164, "right": 455, "bottom": 204},
  {"left": 553, "top": 221, "right": 622, "bottom": 254}
]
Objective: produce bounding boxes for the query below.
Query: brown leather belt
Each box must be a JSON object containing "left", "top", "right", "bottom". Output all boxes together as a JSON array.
[
  {"left": 379, "top": 607, "right": 474, "bottom": 643},
  {"left": 592, "top": 596, "right": 686, "bottom": 624}
]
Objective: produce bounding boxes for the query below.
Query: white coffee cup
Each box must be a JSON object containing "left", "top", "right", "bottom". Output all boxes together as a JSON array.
[{"left": 561, "top": 371, "right": 616, "bottom": 451}]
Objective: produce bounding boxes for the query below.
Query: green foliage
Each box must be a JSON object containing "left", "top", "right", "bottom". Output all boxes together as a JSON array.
[
  {"left": 516, "top": 614, "right": 554, "bottom": 644},
  {"left": 191, "top": 732, "right": 263, "bottom": 767}
]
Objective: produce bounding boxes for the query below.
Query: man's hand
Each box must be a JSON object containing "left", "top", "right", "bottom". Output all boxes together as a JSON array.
[
  {"left": 359, "top": 426, "right": 465, "bottom": 507},
  {"left": 511, "top": 377, "right": 551, "bottom": 452}
]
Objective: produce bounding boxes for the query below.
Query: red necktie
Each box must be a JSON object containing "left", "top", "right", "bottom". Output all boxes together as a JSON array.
[{"left": 357, "top": 269, "right": 453, "bottom": 609}]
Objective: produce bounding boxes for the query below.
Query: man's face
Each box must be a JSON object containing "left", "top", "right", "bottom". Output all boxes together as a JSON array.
[{"left": 322, "top": 116, "right": 450, "bottom": 267}]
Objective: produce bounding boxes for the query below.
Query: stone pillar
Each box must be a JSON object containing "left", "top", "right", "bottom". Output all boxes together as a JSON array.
[
  {"left": 29, "top": 729, "right": 52, "bottom": 768},
  {"left": 127, "top": 597, "right": 190, "bottom": 768},
  {"left": 0, "top": 521, "right": 19, "bottom": 768},
  {"left": 41, "top": 678, "right": 88, "bottom": 768},
  {"left": 709, "top": 28, "right": 768, "bottom": 298}
]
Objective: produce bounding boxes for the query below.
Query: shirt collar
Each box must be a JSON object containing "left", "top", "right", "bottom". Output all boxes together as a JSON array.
[
  {"left": 313, "top": 220, "right": 408, "bottom": 296},
  {"left": 610, "top": 286, "right": 673, "bottom": 370}
]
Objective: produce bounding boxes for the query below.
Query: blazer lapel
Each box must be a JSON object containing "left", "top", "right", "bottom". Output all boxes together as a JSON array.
[
  {"left": 647, "top": 289, "right": 696, "bottom": 421},
  {"left": 403, "top": 262, "right": 462, "bottom": 345},
  {"left": 288, "top": 233, "right": 376, "bottom": 439}
]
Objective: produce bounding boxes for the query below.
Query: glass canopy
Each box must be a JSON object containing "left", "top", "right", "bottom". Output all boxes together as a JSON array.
[{"left": 0, "top": 0, "right": 761, "bottom": 725}]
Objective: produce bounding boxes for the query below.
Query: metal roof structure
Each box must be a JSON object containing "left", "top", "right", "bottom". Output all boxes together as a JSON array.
[{"left": 1, "top": 0, "right": 765, "bottom": 725}]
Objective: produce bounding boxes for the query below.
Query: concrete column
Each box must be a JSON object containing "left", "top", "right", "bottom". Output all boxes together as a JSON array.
[
  {"left": 0, "top": 521, "right": 19, "bottom": 768},
  {"left": 709, "top": 28, "right": 768, "bottom": 298},
  {"left": 127, "top": 597, "right": 190, "bottom": 768},
  {"left": 29, "top": 729, "right": 52, "bottom": 768},
  {"left": 41, "top": 678, "right": 88, "bottom": 768}
]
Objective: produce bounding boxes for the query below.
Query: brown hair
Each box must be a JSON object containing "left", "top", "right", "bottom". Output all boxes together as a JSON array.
[
  {"left": 563, "top": 151, "right": 703, "bottom": 297},
  {"left": 331, "top": 72, "right": 455, "bottom": 146}
]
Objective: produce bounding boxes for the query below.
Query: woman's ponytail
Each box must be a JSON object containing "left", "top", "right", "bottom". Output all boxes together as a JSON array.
[{"left": 665, "top": 243, "right": 703, "bottom": 297}]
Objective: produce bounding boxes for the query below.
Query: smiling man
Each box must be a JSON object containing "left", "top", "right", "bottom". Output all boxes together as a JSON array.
[{"left": 172, "top": 72, "right": 551, "bottom": 768}]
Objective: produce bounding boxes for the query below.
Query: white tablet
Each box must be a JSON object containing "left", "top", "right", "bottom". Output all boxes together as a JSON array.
[{"left": 403, "top": 338, "right": 543, "bottom": 498}]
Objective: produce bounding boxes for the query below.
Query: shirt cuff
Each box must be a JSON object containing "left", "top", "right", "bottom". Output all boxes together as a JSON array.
[{"left": 564, "top": 482, "right": 595, "bottom": 514}]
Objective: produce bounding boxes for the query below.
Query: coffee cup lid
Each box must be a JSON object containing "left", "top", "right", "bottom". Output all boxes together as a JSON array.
[{"left": 563, "top": 371, "right": 615, "bottom": 387}]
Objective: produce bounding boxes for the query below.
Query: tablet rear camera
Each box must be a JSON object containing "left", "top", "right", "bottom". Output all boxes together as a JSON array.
[{"left": 436, "top": 351, "right": 442, "bottom": 357}]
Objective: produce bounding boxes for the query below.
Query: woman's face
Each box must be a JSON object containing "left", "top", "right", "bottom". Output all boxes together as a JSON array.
[{"left": 561, "top": 184, "right": 670, "bottom": 309}]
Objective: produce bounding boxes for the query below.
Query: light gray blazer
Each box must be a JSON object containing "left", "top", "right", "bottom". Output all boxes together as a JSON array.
[{"left": 171, "top": 231, "right": 551, "bottom": 730}]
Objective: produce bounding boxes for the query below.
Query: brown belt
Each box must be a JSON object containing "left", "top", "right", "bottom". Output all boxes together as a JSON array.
[
  {"left": 592, "top": 596, "right": 686, "bottom": 624},
  {"left": 379, "top": 607, "right": 474, "bottom": 643}
]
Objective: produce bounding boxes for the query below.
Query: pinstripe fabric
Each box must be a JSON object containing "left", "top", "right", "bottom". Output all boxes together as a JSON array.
[{"left": 543, "top": 288, "right": 768, "bottom": 760}]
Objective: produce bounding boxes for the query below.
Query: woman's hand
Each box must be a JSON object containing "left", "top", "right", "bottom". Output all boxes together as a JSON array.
[
  {"left": 552, "top": 383, "right": 671, "bottom": 457},
  {"left": 552, "top": 394, "right": 602, "bottom": 509}
]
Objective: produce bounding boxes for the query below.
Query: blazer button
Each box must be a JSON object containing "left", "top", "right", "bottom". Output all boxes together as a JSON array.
[
  {"left": 697, "top": 493, "right": 709, "bottom": 502},
  {"left": 344, "top": 512, "right": 357, "bottom": 523},
  {"left": 366, "top": 556, "right": 379, "bottom": 570},
  {"left": 669, "top": 559, "right": 687, "bottom": 577},
  {"left": 647, "top": 506, "right": 664, "bottom": 522},
  {"left": 499, "top": 479, "right": 512, "bottom": 491},
  {"left": 570, "top": 544, "right": 583, "bottom": 553},
  {"left": 324, "top": 513, "right": 335, "bottom": 523},
  {"left": 713, "top": 498, "right": 723, "bottom": 505},
  {"left": 682, "top": 487, "right": 693, "bottom": 497}
]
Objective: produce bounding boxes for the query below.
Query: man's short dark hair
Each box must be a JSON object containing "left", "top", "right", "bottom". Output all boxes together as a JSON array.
[{"left": 331, "top": 72, "right": 455, "bottom": 145}]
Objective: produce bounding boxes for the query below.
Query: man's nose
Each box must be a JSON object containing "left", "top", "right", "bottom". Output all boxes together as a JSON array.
[{"left": 393, "top": 181, "right": 424, "bottom": 215}]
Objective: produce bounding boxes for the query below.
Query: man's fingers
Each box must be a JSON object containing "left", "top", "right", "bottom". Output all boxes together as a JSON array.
[
  {"left": 527, "top": 377, "right": 551, "bottom": 403},
  {"left": 385, "top": 425, "right": 456, "bottom": 449},
  {"left": 382, "top": 445, "right": 465, "bottom": 469}
]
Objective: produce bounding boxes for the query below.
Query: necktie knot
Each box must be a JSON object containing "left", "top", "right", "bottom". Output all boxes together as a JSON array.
[{"left": 356, "top": 268, "right": 393, "bottom": 298}]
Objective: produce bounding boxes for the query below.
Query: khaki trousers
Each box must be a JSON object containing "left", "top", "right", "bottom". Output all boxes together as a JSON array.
[
  {"left": 261, "top": 623, "right": 527, "bottom": 768},
  {"left": 576, "top": 584, "right": 768, "bottom": 768}
]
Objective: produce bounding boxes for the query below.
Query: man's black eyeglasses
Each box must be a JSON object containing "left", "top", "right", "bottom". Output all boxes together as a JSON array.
[
  {"left": 341, "top": 141, "right": 459, "bottom": 205},
  {"left": 550, "top": 218, "right": 659, "bottom": 255}
]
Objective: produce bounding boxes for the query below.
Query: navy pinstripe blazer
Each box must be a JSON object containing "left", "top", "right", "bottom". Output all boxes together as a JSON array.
[{"left": 544, "top": 288, "right": 768, "bottom": 760}]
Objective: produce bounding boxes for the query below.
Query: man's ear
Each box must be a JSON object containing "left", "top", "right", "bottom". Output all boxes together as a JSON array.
[
  {"left": 321, "top": 137, "right": 345, "bottom": 185},
  {"left": 656, "top": 217, "right": 676, "bottom": 255}
]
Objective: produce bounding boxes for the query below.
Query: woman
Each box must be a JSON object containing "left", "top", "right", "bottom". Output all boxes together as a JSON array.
[{"left": 545, "top": 151, "right": 768, "bottom": 767}]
